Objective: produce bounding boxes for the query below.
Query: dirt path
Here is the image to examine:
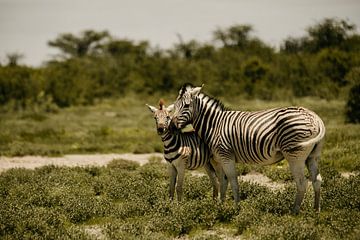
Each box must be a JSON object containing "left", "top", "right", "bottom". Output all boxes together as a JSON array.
[
  {"left": 0, "top": 153, "right": 287, "bottom": 190},
  {"left": 0, "top": 153, "right": 164, "bottom": 173}
]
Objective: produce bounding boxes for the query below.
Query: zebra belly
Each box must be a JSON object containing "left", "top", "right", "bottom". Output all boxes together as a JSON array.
[
  {"left": 233, "top": 148, "right": 284, "bottom": 165},
  {"left": 164, "top": 145, "right": 209, "bottom": 170}
]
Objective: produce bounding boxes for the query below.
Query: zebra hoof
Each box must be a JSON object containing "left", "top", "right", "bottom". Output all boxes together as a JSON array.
[{"left": 291, "top": 207, "right": 300, "bottom": 215}]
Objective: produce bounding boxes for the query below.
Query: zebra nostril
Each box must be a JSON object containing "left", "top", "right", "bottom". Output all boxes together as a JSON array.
[{"left": 157, "top": 127, "right": 164, "bottom": 134}]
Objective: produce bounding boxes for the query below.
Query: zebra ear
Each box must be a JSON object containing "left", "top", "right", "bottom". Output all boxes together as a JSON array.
[
  {"left": 146, "top": 104, "right": 157, "bottom": 113},
  {"left": 190, "top": 84, "right": 203, "bottom": 96},
  {"left": 166, "top": 104, "right": 174, "bottom": 112}
]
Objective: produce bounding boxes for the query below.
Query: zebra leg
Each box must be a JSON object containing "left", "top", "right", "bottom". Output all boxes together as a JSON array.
[
  {"left": 222, "top": 160, "right": 240, "bottom": 204},
  {"left": 176, "top": 162, "right": 186, "bottom": 201},
  {"left": 306, "top": 142, "right": 323, "bottom": 212},
  {"left": 288, "top": 159, "right": 307, "bottom": 214},
  {"left": 204, "top": 162, "right": 220, "bottom": 200},
  {"left": 219, "top": 170, "right": 228, "bottom": 202},
  {"left": 168, "top": 164, "right": 177, "bottom": 201},
  {"left": 213, "top": 161, "right": 228, "bottom": 202}
]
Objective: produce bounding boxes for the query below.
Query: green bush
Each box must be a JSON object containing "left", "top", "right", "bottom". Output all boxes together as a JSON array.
[
  {"left": 105, "top": 219, "right": 169, "bottom": 240},
  {"left": 246, "top": 214, "right": 320, "bottom": 240},
  {"left": 107, "top": 159, "right": 140, "bottom": 171},
  {"left": 234, "top": 202, "right": 263, "bottom": 235},
  {"left": 346, "top": 84, "right": 360, "bottom": 123},
  {"left": 184, "top": 175, "right": 212, "bottom": 200},
  {"left": 322, "top": 173, "right": 360, "bottom": 211},
  {"left": 0, "top": 66, "right": 44, "bottom": 107},
  {"left": 0, "top": 153, "right": 359, "bottom": 239},
  {"left": 259, "top": 165, "right": 293, "bottom": 182},
  {"left": 251, "top": 186, "right": 296, "bottom": 215}
]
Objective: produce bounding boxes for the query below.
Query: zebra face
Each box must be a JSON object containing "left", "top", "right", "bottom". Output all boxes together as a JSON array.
[
  {"left": 146, "top": 102, "right": 174, "bottom": 135},
  {"left": 172, "top": 84, "right": 203, "bottom": 130}
]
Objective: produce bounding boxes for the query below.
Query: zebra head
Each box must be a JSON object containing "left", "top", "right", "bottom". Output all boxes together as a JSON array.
[
  {"left": 171, "top": 83, "right": 203, "bottom": 130},
  {"left": 146, "top": 99, "right": 174, "bottom": 135}
]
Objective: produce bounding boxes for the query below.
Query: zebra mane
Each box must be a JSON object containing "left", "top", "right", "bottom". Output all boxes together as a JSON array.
[
  {"left": 178, "top": 83, "right": 229, "bottom": 111},
  {"left": 199, "top": 93, "right": 229, "bottom": 111},
  {"left": 178, "top": 83, "right": 195, "bottom": 99},
  {"left": 159, "top": 99, "right": 165, "bottom": 110}
]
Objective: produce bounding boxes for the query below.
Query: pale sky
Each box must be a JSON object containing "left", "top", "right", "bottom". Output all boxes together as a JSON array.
[{"left": 0, "top": 0, "right": 359, "bottom": 66}]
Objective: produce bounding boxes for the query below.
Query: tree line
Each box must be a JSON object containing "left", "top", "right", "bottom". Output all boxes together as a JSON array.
[{"left": 0, "top": 18, "right": 359, "bottom": 122}]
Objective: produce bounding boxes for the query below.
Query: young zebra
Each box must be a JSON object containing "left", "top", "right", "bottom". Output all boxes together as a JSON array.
[
  {"left": 171, "top": 84, "right": 326, "bottom": 214},
  {"left": 146, "top": 99, "right": 221, "bottom": 201}
]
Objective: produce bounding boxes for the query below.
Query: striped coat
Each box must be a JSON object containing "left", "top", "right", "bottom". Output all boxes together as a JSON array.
[
  {"left": 147, "top": 101, "right": 221, "bottom": 201},
  {"left": 171, "top": 84, "right": 325, "bottom": 213}
]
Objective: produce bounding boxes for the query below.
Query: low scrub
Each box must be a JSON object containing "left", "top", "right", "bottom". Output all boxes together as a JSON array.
[{"left": 0, "top": 160, "right": 359, "bottom": 239}]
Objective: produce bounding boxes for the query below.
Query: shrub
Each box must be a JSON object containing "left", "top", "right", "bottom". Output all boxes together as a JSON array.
[
  {"left": 0, "top": 202, "right": 87, "bottom": 239},
  {"left": 346, "top": 83, "right": 360, "bottom": 123},
  {"left": 246, "top": 214, "right": 320, "bottom": 240},
  {"left": 238, "top": 180, "right": 269, "bottom": 201},
  {"left": 259, "top": 165, "right": 293, "bottom": 182},
  {"left": 317, "top": 209, "right": 360, "bottom": 238},
  {"left": 234, "top": 202, "right": 263, "bottom": 235},
  {"left": 322, "top": 173, "right": 360, "bottom": 211},
  {"left": 252, "top": 185, "right": 296, "bottom": 215},
  {"left": 184, "top": 175, "right": 212, "bottom": 200},
  {"left": 107, "top": 159, "right": 140, "bottom": 171},
  {"left": 105, "top": 219, "right": 169, "bottom": 240}
]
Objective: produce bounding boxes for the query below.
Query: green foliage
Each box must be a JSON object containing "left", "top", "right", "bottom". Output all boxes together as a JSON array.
[
  {"left": 322, "top": 173, "right": 360, "bottom": 210},
  {"left": 48, "top": 30, "right": 110, "bottom": 58},
  {"left": 317, "top": 48, "right": 351, "bottom": 87},
  {"left": 0, "top": 17, "right": 359, "bottom": 239},
  {"left": 346, "top": 84, "right": 360, "bottom": 123},
  {"left": 1, "top": 18, "right": 359, "bottom": 110},
  {"left": 107, "top": 158, "right": 140, "bottom": 171},
  {"left": 281, "top": 18, "right": 357, "bottom": 53},
  {"left": 1, "top": 162, "right": 359, "bottom": 239},
  {"left": 0, "top": 66, "right": 44, "bottom": 107}
]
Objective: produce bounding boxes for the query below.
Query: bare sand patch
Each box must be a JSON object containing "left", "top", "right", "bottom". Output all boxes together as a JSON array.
[{"left": 0, "top": 153, "right": 163, "bottom": 173}]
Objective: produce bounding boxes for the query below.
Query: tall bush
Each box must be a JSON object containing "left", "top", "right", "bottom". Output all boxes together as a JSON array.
[{"left": 346, "top": 84, "right": 360, "bottom": 123}]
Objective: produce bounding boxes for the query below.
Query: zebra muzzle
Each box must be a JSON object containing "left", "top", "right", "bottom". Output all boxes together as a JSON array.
[{"left": 157, "top": 127, "right": 165, "bottom": 134}]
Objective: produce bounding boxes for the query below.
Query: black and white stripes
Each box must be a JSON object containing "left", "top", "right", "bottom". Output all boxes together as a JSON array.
[
  {"left": 146, "top": 101, "right": 221, "bottom": 201},
  {"left": 172, "top": 84, "right": 326, "bottom": 213}
]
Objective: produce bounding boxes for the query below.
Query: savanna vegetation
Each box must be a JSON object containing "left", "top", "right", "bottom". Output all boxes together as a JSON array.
[
  {"left": 0, "top": 18, "right": 359, "bottom": 116},
  {"left": 0, "top": 157, "right": 359, "bottom": 239},
  {"left": 0, "top": 17, "right": 360, "bottom": 239}
]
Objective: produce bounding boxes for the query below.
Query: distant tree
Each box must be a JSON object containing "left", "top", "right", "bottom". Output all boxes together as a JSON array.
[
  {"left": 281, "top": 37, "right": 305, "bottom": 54},
  {"left": 306, "top": 18, "right": 355, "bottom": 52},
  {"left": 213, "top": 24, "right": 253, "bottom": 49},
  {"left": 242, "top": 57, "right": 269, "bottom": 97},
  {"left": 342, "top": 34, "right": 360, "bottom": 52},
  {"left": 346, "top": 84, "right": 360, "bottom": 123},
  {"left": 173, "top": 34, "right": 200, "bottom": 59},
  {"left": 48, "top": 30, "right": 110, "bottom": 58},
  {"left": 213, "top": 28, "right": 229, "bottom": 47},
  {"left": 193, "top": 44, "right": 216, "bottom": 59},
  {"left": 6, "top": 52, "right": 24, "bottom": 67},
  {"left": 104, "top": 39, "right": 149, "bottom": 58},
  {"left": 281, "top": 18, "right": 356, "bottom": 53},
  {"left": 317, "top": 48, "right": 350, "bottom": 86},
  {"left": 213, "top": 24, "right": 274, "bottom": 59}
]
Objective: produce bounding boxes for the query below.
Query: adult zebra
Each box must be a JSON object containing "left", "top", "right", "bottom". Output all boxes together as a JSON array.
[
  {"left": 146, "top": 99, "right": 221, "bottom": 201},
  {"left": 171, "top": 84, "right": 326, "bottom": 213}
]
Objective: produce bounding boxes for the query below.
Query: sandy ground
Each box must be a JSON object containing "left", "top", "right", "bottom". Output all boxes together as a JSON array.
[
  {"left": 0, "top": 153, "right": 286, "bottom": 191},
  {"left": 0, "top": 153, "right": 163, "bottom": 172}
]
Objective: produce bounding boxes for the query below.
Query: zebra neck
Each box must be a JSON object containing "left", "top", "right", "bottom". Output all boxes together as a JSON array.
[
  {"left": 160, "top": 130, "right": 176, "bottom": 145},
  {"left": 192, "top": 94, "right": 224, "bottom": 146}
]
